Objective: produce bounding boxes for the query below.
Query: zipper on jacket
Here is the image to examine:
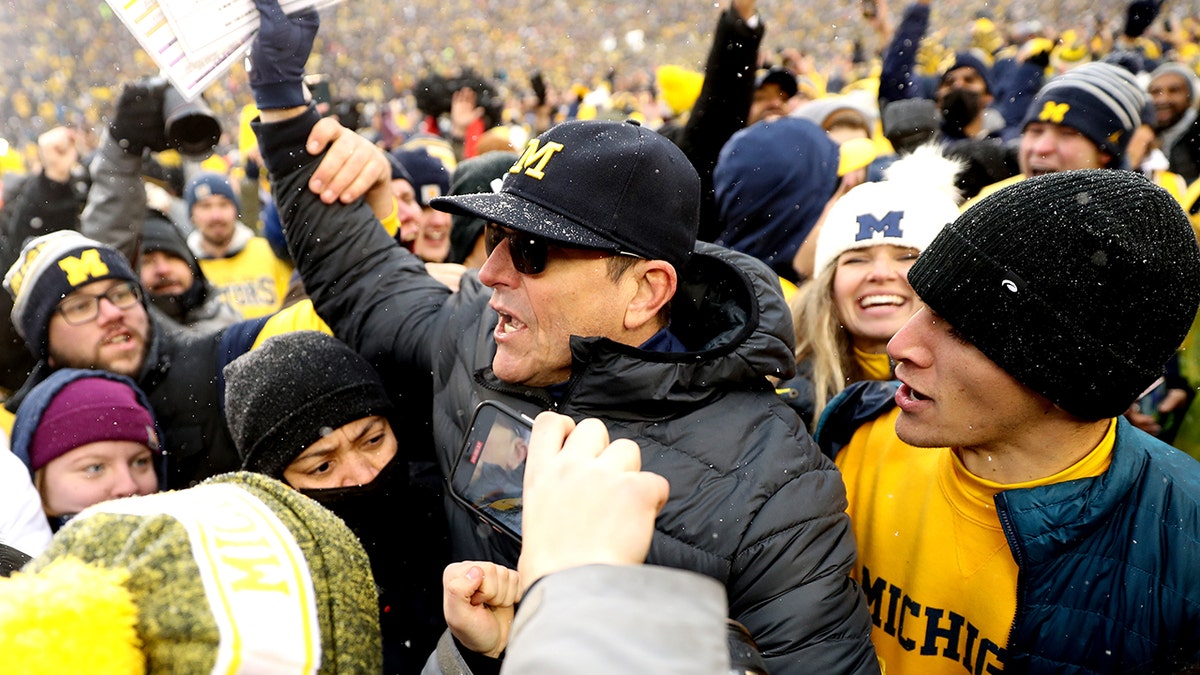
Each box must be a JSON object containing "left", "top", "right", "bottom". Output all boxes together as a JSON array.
[{"left": 996, "top": 494, "right": 1025, "bottom": 659}]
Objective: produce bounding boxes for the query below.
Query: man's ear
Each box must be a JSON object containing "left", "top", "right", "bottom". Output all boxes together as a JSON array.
[{"left": 624, "top": 260, "right": 677, "bottom": 332}]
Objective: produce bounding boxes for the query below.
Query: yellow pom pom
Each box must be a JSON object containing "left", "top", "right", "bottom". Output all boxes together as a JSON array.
[
  {"left": 655, "top": 65, "right": 704, "bottom": 116},
  {"left": 0, "top": 558, "right": 144, "bottom": 674}
]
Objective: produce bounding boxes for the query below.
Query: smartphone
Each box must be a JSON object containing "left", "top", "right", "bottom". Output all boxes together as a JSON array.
[{"left": 449, "top": 401, "right": 536, "bottom": 544}]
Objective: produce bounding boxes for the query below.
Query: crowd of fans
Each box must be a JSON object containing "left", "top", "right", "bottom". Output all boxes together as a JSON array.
[
  {"left": 4, "top": 0, "right": 1200, "bottom": 671},
  {"left": 0, "top": 0, "right": 1170, "bottom": 162}
]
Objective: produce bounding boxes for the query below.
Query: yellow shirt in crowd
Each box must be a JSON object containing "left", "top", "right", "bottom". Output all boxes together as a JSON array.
[{"left": 198, "top": 238, "right": 293, "bottom": 319}]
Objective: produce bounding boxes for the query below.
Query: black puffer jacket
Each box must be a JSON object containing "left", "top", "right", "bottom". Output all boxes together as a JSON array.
[{"left": 258, "top": 107, "right": 878, "bottom": 675}]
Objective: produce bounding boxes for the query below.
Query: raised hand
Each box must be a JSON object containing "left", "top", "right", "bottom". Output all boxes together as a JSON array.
[
  {"left": 249, "top": 0, "right": 319, "bottom": 110},
  {"left": 109, "top": 79, "right": 168, "bottom": 155},
  {"left": 517, "top": 413, "right": 669, "bottom": 595},
  {"left": 442, "top": 561, "right": 520, "bottom": 658}
]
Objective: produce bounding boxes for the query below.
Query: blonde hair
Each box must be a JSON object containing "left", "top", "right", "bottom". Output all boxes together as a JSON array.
[{"left": 790, "top": 261, "right": 865, "bottom": 417}]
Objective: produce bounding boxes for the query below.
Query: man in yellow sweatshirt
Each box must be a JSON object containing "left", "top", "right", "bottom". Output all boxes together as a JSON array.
[{"left": 817, "top": 169, "right": 1200, "bottom": 674}]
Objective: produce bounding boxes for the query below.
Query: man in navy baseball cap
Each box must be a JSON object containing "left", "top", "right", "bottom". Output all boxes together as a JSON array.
[
  {"left": 430, "top": 119, "right": 700, "bottom": 386},
  {"left": 434, "top": 119, "right": 699, "bottom": 274},
  {"left": 250, "top": 1, "right": 877, "bottom": 666}
]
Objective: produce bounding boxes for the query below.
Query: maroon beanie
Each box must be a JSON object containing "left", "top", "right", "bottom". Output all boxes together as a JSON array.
[{"left": 28, "top": 377, "right": 159, "bottom": 472}]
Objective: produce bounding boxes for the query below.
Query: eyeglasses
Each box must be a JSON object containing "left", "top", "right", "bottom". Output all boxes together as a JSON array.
[
  {"left": 484, "top": 223, "right": 643, "bottom": 275},
  {"left": 55, "top": 281, "right": 143, "bottom": 325}
]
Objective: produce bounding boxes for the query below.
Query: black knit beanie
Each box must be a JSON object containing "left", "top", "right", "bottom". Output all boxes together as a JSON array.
[
  {"left": 141, "top": 211, "right": 201, "bottom": 280},
  {"left": 223, "top": 331, "right": 394, "bottom": 479},
  {"left": 908, "top": 169, "right": 1200, "bottom": 420}
]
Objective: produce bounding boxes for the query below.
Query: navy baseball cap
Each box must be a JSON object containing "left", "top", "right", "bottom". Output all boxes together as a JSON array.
[
  {"left": 431, "top": 119, "right": 700, "bottom": 272},
  {"left": 755, "top": 66, "right": 799, "bottom": 98}
]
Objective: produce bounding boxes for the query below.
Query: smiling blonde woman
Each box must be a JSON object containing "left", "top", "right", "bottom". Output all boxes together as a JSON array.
[{"left": 781, "top": 145, "right": 963, "bottom": 428}]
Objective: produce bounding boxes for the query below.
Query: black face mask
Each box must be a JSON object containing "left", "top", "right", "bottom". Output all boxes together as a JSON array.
[
  {"left": 299, "top": 451, "right": 447, "bottom": 670},
  {"left": 298, "top": 452, "right": 408, "bottom": 562},
  {"left": 939, "top": 88, "right": 983, "bottom": 136}
]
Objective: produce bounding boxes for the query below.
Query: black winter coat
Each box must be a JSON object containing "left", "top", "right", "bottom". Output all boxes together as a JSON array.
[{"left": 258, "top": 106, "right": 879, "bottom": 675}]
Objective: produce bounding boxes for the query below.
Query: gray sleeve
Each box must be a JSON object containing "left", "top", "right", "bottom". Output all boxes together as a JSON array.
[
  {"left": 501, "top": 565, "right": 731, "bottom": 674},
  {"left": 80, "top": 129, "right": 146, "bottom": 266}
]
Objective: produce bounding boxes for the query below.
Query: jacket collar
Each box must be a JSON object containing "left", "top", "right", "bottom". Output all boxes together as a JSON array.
[{"left": 994, "top": 417, "right": 1148, "bottom": 567}]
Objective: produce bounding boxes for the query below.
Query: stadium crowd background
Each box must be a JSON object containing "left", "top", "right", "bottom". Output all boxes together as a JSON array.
[{"left": 0, "top": 0, "right": 1193, "bottom": 168}]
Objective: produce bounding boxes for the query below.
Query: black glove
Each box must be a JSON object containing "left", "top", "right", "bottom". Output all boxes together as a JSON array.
[
  {"left": 249, "top": 0, "right": 319, "bottom": 109},
  {"left": 531, "top": 72, "right": 547, "bottom": 107},
  {"left": 109, "top": 79, "right": 168, "bottom": 155},
  {"left": 1124, "top": 0, "right": 1163, "bottom": 38}
]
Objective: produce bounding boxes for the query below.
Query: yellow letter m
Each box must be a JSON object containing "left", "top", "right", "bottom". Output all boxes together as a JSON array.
[
  {"left": 510, "top": 140, "right": 565, "bottom": 180},
  {"left": 57, "top": 249, "right": 110, "bottom": 286},
  {"left": 1038, "top": 101, "right": 1070, "bottom": 124}
]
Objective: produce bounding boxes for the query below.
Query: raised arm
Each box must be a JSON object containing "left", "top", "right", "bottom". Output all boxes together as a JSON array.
[
  {"left": 248, "top": 0, "right": 466, "bottom": 377},
  {"left": 80, "top": 80, "right": 170, "bottom": 267}
]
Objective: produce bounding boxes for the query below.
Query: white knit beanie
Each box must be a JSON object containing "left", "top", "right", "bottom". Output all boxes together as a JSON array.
[{"left": 813, "top": 144, "right": 964, "bottom": 276}]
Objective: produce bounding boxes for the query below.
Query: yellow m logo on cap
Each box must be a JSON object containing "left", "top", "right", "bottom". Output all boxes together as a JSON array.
[
  {"left": 1038, "top": 101, "right": 1070, "bottom": 124},
  {"left": 57, "top": 249, "right": 110, "bottom": 286},
  {"left": 510, "top": 140, "right": 565, "bottom": 180}
]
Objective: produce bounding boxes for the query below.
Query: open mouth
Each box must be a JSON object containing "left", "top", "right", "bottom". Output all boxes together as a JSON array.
[
  {"left": 896, "top": 380, "right": 931, "bottom": 409},
  {"left": 496, "top": 311, "right": 526, "bottom": 336},
  {"left": 102, "top": 332, "right": 134, "bottom": 346}
]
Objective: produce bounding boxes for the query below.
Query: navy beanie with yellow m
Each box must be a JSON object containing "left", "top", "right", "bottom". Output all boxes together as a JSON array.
[
  {"left": 3, "top": 230, "right": 141, "bottom": 359},
  {"left": 908, "top": 169, "right": 1200, "bottom": 420},
  {"left": 1020, "top": 62, "right": 1147, "bottom": 168}
]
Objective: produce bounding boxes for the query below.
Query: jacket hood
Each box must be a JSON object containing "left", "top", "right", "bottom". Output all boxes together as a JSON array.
[
  {"left": 187, "top": 222, "right": 255, "bottom": 259},
  {"left": 563, "top": 242, "right": 796, "bottom": 418},
  {"left": 713, "top": 118, "right": 840, "bottom": 281}
]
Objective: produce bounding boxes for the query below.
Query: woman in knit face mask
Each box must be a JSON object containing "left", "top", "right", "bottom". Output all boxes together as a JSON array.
[
  {"left": 223, "top": 329, "right": 443, "bottom": 674},
  {"left": 9, "top": 370, "right": 161, "bottom": 531},
  {"left": 782, "top": 146, "right": 964, "bottom": 429},
  {"left": 223, "top": 330, "right": 401, "bottom": 491}
]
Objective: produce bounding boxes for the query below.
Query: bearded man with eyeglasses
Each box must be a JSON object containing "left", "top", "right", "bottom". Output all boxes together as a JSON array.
[
  {"left": 248, "top": 6, "right": 875, "bottom": 671},
  {"left": 3, "top": 230, "right": 273, "bottom": 490}
]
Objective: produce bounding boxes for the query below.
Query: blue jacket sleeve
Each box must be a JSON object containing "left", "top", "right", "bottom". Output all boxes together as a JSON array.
[
  {"left": 879, "top": 3, "right": 931, "bottom": 106},
  {"left": 992, "top": 59, "right": 1044, "bottom": 138}
]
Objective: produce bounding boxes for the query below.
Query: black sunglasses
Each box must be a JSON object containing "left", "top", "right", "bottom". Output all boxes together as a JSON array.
[
  {"left": 485, "top": 224, "right": 552, "bottom": 274},
  {"left": 484, "top": 223, "right": 644, "bottom": 275}
]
